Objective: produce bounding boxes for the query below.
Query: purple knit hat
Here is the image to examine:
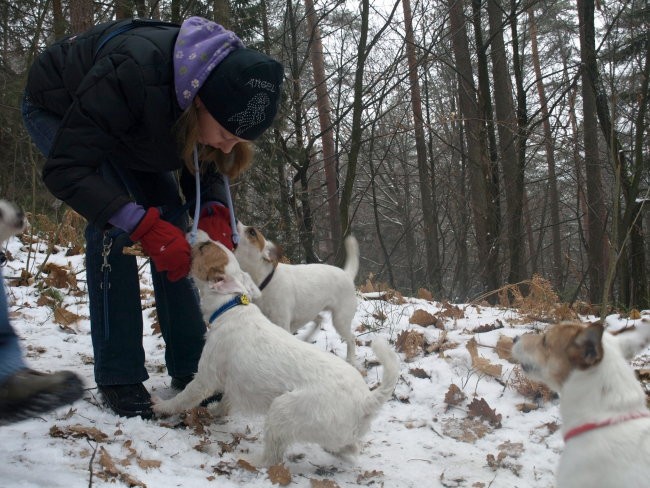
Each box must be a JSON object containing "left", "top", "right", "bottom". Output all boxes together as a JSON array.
[{"left": 174, "top": 16, "right": 244, "bottom": 110}]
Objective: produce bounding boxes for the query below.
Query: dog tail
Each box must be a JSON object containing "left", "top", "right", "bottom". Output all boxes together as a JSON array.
[
  {"left": 364, "top": 337, "right": 399, "bottom": 415},
  {"left": 343, "top": 235, "right": 360, "bottom": 280}
]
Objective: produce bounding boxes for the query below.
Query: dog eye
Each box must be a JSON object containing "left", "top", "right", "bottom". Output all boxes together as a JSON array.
[{"left": 247, "top": 228, "right": 257, "bottom": 238}]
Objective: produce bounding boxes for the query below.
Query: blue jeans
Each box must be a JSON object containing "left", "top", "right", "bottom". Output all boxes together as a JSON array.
[
  {"left": 22, "top": 93, "right": 206, "bottom": 386},
  {"left": 0, "top": 271, "right": 27, "bottom": 384}
]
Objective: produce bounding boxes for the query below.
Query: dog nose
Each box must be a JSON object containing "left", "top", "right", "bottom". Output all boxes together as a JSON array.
[{"left": 513, "top": 335, "right": 520, "bottom": 344}]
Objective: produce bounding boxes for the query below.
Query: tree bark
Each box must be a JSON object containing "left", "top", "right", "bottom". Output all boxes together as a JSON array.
[
  {"left": 338, "top": 0, "right": 368, "bottom": 244},
  {"left": 447, "top": 0, "right": 499, "bottom": 295},
  {"left": 69, "top": 0, "right": 93, "bottom": 33},
  {"left": 577, "top": 0, "right": 607, "bottom": 304},
  {"left": 487, "top": 0, "right": 525, "bottom": 283},
  {"left": 304, "top": 0, "right": 341, "bottom": 258},
  {"left": 402, "top": 0, "right": 441, "bottom": 294},
  {"left": 529, "top": 9, "right": 562, "bottom": 289}
]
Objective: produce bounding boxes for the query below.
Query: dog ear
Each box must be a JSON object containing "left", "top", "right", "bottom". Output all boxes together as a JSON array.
[
  {"left": 240, "top": 271, "right": 262, "bottom": 299},
  {"left": 263, "top": 242, "right": 283, "bottom": 266},
  {"left": 209, "top": 274, "right": 248, "bottom": 295},
  {"left": 568, "top": 322, "right": 604, "bottom": 369},
  {"left": 615, "top": 318, "right": 650, "bottom": 360}
]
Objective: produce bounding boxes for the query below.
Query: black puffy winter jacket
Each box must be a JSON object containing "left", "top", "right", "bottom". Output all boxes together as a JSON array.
[{"left": 26, "top": 18, "right": 226, "bottom": 228}]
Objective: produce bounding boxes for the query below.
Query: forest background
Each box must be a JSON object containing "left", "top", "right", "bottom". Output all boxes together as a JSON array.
[{"left": 0, "top": 0, "right": 648, "bottom": 311}]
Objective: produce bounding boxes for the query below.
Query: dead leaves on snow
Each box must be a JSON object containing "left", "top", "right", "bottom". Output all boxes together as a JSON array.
[
  {"left": 50, "top": 425, "right": 160, "bottom": 487},
  {"left": 466, "top": 338, "right": 502, "bottom": 378},
  {"left": 50, "top": 424, "right": 108, "bottom": 442}
]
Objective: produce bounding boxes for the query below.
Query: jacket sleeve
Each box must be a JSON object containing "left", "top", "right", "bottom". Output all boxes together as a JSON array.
[{"left": 41, "top": 54, "right": 145, "bottom": 228}]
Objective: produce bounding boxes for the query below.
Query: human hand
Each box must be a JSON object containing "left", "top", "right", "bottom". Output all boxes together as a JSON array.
[
  {"left": 130, "top": 207, "right": 190, "bottom": 281},
  {"left": 197, "top": 203, "right": 234, "bottom": 250}
]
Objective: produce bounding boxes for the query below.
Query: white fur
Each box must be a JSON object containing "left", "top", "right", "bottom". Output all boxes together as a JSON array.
[
  {"left": 153, "top": 231, "right": 399, "bottom": 466},
  {"left": 513, "top": 319, "right": 650, "bottom": 488},
  {"left": 235, "top": 222, "right": 359, "bottom": 364},
  {"left": 0, "top": 200, "right": 26, "bottom": 243}
]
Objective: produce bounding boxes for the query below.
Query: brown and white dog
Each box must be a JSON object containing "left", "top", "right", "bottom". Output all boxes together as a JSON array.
[
  {"left": 234, "top": 222, "right": 359, "bottom": 364},
  {"left": 512, "top": 319, "right": 650, "bottom": 488},
  {"left": 153, "top": 230, "right": 399, "bottom": 466}
]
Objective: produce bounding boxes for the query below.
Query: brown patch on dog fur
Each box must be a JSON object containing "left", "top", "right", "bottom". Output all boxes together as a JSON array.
[
  {"left": 191, "top": 241, "right": 229, "bottom": 282},
  {"left": 515, "top": 321, "right": 605, "bottom": 388},
  {"left": 242, "top": 226, "right": 267, "bottom": 253},
  {"left": 241, "top": 225, "right": 283, "bottom": 265}
]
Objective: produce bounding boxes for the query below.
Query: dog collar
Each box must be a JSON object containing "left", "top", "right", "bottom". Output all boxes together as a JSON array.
[
  {"left": 208, "top": 294, "right": 250, "bottom": 324},
  {"left": 258, "top": 267, "right": 276, "bottom": 291},
  {"left": 564, "top": 411, "right": 650, "bottom": 442}
]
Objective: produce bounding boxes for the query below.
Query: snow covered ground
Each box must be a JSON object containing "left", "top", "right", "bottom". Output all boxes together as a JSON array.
[{"left": 1, "top": 231, "right": 648, "bottom": 488}]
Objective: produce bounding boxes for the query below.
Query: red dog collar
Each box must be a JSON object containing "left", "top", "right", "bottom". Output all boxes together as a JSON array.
[{"left": 564, "top": 412, "right": 650, "bottom": 442}]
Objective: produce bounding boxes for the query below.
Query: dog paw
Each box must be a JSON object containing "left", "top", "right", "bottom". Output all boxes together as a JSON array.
[{"left": 151, "top": 396, "right": 173, "bottom": 416}]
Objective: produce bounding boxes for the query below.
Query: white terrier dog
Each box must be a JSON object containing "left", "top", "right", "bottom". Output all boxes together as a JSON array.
[
  {"left": 234, "top": 222, "right": 359, "bottom": 364},
  {"left": 512, "top": 319, "right": 650, "bottom": 488},
  {"left": 153, "top": 230, "right": 399, "bottom": 466},
  {"left": 0, "top": 200, "right": 26, "bottom": 243}
]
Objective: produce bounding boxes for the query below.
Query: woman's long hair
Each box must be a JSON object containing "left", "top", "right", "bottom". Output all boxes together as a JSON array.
[{"left": 175, "top": 103, "right": 253, "bottom": 179}]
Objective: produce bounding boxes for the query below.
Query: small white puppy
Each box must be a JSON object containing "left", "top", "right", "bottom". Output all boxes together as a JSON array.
[
  {"left": 0, "top": 200, "right": 26, "bottom": 243},
  {"left": 234, "top": 222, "right": 359, "bottom": 363},
  {"left": 153, "top": 230, "right": 399, "bottom": 466},
  {"left": 512, "top": 319, "right": 650, "bottom": 488}
]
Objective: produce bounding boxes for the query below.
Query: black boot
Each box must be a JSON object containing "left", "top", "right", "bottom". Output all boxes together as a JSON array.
[
  {"left": 98, "top": 383, "right": 153, "bottom": 419},
  {"left": 0, "top": 369, "right": 84, "bottom": 426}
]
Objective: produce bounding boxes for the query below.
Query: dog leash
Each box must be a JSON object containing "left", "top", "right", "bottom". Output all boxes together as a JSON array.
[
  {"left": 563, "top": 411, "right": 650, "bottom": 442},
  {"left": 188, "top": 145, "right": 202, "bottom": 246},
  {"left": 188, "top": 144, "right": 239, "bottom": 248},
  {"left": 208, "top": 294, "right": 250, "bottom": 324}
]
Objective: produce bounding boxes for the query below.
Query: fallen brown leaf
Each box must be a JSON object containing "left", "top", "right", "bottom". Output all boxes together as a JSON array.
[
  {"left": 310, "top": 479, "right": 340, "bottom": 488},
  {"left": 268, "top": 464, "right": 291, "bottom": 485},
  {"left": 444, "top": 384, "right": 466, "bottom": 408},
  {"left": 395, "top": 330, "right": 424, "bottom": 361},
  {"left": 409, "top": 309, "right": 437, "bottom": 327},
  {"left": 467, "top": 397, "right": 502, "bottom": 427},
  {"left": 50, "top": 424, "right": 108, "bottom": 442}
]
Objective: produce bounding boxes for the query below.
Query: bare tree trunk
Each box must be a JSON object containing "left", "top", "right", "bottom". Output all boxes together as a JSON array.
[
  {"left": 69, "top": 0, "right": 93, "bottom": 33},
  {"left": 170, "top": 0, "right": 181, "bottom": 24},
  {"left": 470, "top": 0, "right": 501, "bottom": 241},
  {"left": 286, "top": 0, "right": 317, "bottom": 262},
  {"left": 447, "top": 0, "right": 499, "bottom": 295},
  {"left": 134, "top": 0, "right": 145, "bottom": 17},
  {"left": 338, "top": 0, "right": 367, "bottom": 245},
  {"left": 213, "top": 0, "right": 231, "bottom": 28},
  {"left": 402, "top": 0, "right": 441, "bottom": 294},
  {"left": 115, "top": 0, "right": 132, "bottom": 19},
  {"left": 450, "top": 105, "right": 469, "bottom": 300},
  {"left": 487, "top": 0, "right": 525, "bottom": 284},
  {"left": 577, "top": 0, "right": 607, "bottom": 304},
  {"left": 52, "top": 0, "right": 66, "bottom": 39},
  {"left": 304, "top": 0, "right": 340, "bottom": 257},
  {"left": 529, "top": 9, "right": 563, "bottom": 289}
]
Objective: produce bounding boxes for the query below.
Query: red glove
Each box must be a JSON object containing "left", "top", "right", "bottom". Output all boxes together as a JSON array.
[
  {"left": 130, "top": 207, "right": 191, "bottom": 281},
  {"left": 197, "top": 204, "right": 234, "bottom": 250}
]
